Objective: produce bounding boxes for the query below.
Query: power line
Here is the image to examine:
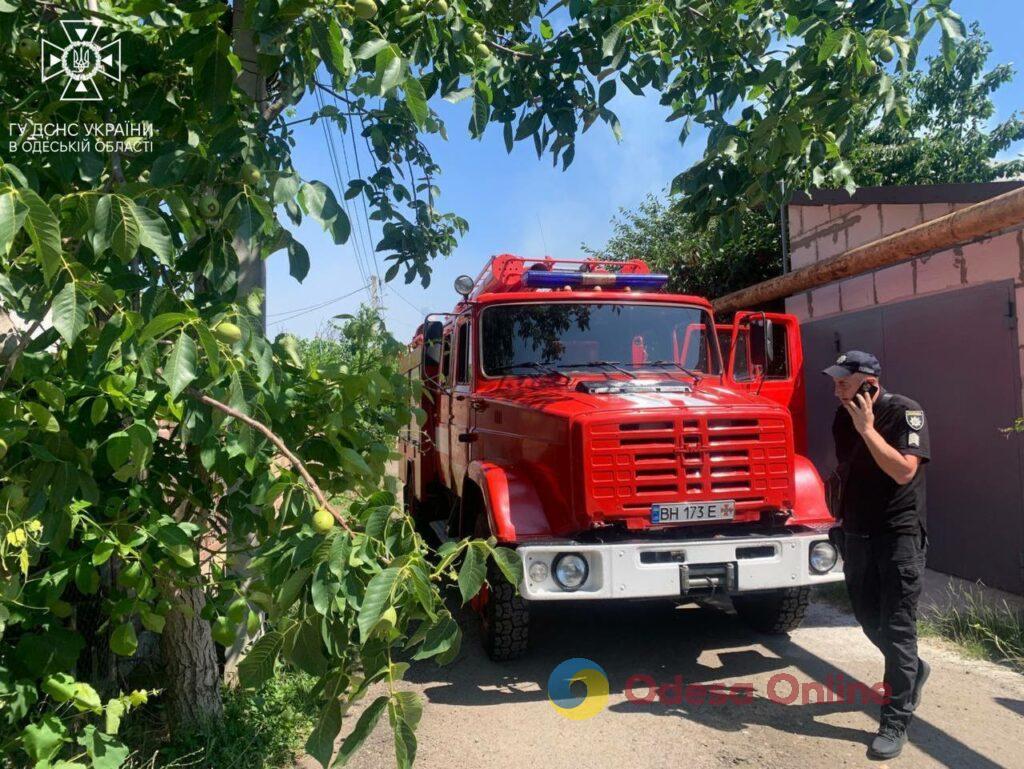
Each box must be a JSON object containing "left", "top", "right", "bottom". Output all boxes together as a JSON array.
[
  {"left": 269, "top": 284, "right": 371, "bottom": 326},
  {"left": 313, "top": 87, "right": 374, "bottom": 293}
]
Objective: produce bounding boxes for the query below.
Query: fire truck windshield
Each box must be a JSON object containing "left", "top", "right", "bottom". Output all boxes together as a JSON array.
[{"left": 480, "top": 302, "right": 721, "bottom": 377}]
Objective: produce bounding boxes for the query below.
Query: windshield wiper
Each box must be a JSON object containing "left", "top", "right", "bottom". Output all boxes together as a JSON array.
[
  {"left": 644, "top": 360, "right": 703, "bottom": 385},
  {"left": 490, "top": 361, "right": 571, "bottom": 381},
  {"left": 555, "top": 360, "right": 636, "bottom": 379}
]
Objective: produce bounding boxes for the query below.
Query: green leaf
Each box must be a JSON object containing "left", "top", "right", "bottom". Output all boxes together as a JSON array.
[
  {"left": 18, "top": 187, "right": 62, "bottom": 283},
  {"left": 140, "top": 312, "right": 191, "bottom": 342},
  {"left": 339, "top": 447, "right": 372, "bottom": 477},
  {"left": 31, "top": 379, "right": 65, "bottom": 411},
  {"left": 52, "top": 281, "right": 90, "bottom": 345},
  {"left": 141, "top": 609, "right": 165, "bottom": 633},
  {"left": 404, "top": 78, "right": 428, "bottom": 129},
  {"left": 354, "top": 39, "right": 389, "bottom": 60},
  {"left": 306, "top": 700, "right": 342, "bottom": 768},
  {"left": 106, "top": 432, "right": 131, "bottom": 470},
  {"left": 42, "top": 673, "right": 77, "bottom": 703},
  {"left": 198, "top": 52, "right": 234, "bottom": 109},
  {"left": 110, "top": 623, "right": 138, "bottom": 657},
  {"left": 357, "top": 567, "right": 399, "bottom": 640},
  {"left": 107, "top": 196, "right": 142, "bottom": 264},
  {"left": 491, "top": 546, "right": 523, "bottom": 586},
  {"left": 540, "top": 19, "right": 553, "bottom": 39},
  {"left": 72, "top": 682, "right": 102, "bottom": 713},
  {"left": 392, "top": 690, "right": 422, "bottom": 729},
  {"left": 390, "top": 701, "right": 417, "bottom": 769},
  {"left": 22, "top": 714, "right": 66, "bottom": 762},
  {"left": 238, "top": 630, "right": 284, "bottom": 688},
  {"left": 0, "top": 188, "right": 27, "bottom": 255},
  {"left": 288, "top": 238, "right": 310, "bottom": 282},
  {"left": 105, "top": 698, "right": 126, "bottom": 735},
  {"left": 458, "top": 544, "right": 486, "bottom": 603},
  {"left": 314, "top": 19, "right": 350, "bottom": 76},
  {"left": 162, "top": 331, "right": 198, "bottom": 400},
  {"left": 334, "top": 695, "right": 388, "bottom": 766},
  {"left": 286, "top": 618, "right": 328, "bottom": 675},
  {"left": 79, "top": 724, "right": 129, "bottom": 769},
  {"left": 133, "top": 203, "right": 172, "bottom": 263},
  {"left": 90, "top": 396, "right": 109, "bottom": 425},
  {"left": 412, "top": 614, "right": 459, "bottom": 660}
]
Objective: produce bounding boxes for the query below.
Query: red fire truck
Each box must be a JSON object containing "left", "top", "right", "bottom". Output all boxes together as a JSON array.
[{"left": 398, "top": 255, "right": 842, "bottom": 660}]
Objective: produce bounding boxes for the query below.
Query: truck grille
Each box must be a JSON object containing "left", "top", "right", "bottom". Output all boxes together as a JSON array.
[{"left": 585, "top": 415, "right": 791, "bottom": 521}]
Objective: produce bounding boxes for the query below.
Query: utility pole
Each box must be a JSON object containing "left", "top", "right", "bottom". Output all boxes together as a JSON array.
[{"left": 370, "top": 275, "right": 382, "bottom": 312}]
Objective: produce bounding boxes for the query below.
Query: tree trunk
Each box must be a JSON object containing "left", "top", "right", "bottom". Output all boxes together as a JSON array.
[{"left": 160, "top": 584, "right": 224, "bottom": 732}]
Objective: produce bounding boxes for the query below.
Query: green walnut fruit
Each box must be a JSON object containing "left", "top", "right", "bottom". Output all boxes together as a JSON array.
[
  {"left": 879, "top": 46, "right": 895, "bottom": 63},
  {"left": 312, "top": 507, "right": 335, "bottom": 533},
  {"left": 198, "top": 194, "right": 220, "bottom": 219},
  {"left": 212, "top": 321, "right": 242, "bottom": 345},
  {"left": 467, "top": 29, "right": 483, "bottom": 46},
  {"left": 241, "top": 163, "right": 262, "bottom": 185},
  {"left": 428, "top": 0, "right": 447, "bottom": 13},
  {"left": 16, "top": 39, "right": 40, "bottom": 61},
  {"left": 475, "top": 43, "right": 490, "bottom": 59},
  {"left": 354, "top": 0, "right": 378, "bottom": 18}
]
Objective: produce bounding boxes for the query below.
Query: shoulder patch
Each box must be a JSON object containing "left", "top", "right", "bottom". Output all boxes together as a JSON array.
[{"left": 905, "top": 410, "right": 925, "bottom": 430}]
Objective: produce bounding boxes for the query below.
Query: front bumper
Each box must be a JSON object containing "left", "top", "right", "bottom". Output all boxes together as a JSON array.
[{"left": 519, "top": 531, "right": 843, "bottom": 600}]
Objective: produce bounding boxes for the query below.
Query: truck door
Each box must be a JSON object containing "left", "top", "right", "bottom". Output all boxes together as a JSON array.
[
  {"left": 435, "top": 328, "right": 454, "bottom": 488},
  {"left": 448, "top": 315, "right": 473, "bottom": 495},
  {"left": 724, "top": 311, "right": 806, "bottom": 453}
]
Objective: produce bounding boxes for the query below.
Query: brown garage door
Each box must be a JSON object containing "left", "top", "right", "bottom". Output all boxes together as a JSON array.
[{"left": 800, "top": 280, "right": 1024, "bottom": 594}]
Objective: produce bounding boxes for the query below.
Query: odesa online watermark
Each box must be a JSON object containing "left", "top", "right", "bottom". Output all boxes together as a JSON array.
[
  {"left": 7, "top": 18, "right": 153, "bottom": 156},
  {"left": 547, "top": 657, "right": 889, "bottom": 720}
]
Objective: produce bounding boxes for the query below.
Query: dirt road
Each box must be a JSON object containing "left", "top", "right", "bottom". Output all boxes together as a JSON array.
[{"left": 325, "top": 597, "right": 1024, "bottom": 769}]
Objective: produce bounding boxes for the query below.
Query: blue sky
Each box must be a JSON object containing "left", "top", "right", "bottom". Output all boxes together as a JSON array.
[{"left": 266, "top": 2, "right": 1024, "bottom": 342}]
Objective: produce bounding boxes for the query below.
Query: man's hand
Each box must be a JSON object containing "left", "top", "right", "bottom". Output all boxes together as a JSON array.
[{"left": 844, "top": 392, "right": 875, "bottom": 435}]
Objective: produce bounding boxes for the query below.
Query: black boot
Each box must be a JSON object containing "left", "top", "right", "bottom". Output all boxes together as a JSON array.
[{"left": 869, "top": 723, "right": 908, "bottom": 760}]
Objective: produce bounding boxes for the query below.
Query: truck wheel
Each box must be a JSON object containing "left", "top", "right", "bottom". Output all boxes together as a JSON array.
[
  {"left": 731, "top": 587, "right": 810, "bottom": 634},
  {"left": 477, "top": 561, "right": 530, "bottom": 661}
]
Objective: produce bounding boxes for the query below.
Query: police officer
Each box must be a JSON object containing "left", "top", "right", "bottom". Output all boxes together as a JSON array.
[{"left": 823, "top": 351, "right": 930, "bottom": 760}]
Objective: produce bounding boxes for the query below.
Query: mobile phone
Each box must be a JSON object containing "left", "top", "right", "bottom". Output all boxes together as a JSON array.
[{"left": 857, "top": 381, "right": 878, "bottom": 399}]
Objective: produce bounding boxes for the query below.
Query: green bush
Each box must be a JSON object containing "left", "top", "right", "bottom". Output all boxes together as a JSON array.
[{"left": 126, "top": 673, "right": 318, "bottom": 769}]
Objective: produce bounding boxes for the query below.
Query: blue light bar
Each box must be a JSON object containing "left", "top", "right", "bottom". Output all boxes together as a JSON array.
[{"left": 521, "top": 269, "right": 669, "bottom": 291}]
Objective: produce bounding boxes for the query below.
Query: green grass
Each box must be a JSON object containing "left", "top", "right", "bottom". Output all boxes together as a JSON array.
[
  {"left": 124, "top": 671, "right": 319, "bottom": 769},
  {"left": 918, "top": 583, "right": 1024, "bottom": 673}
]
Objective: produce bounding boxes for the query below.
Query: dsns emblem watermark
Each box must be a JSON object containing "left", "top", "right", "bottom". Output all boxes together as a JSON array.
[
  {"left": 547, "top": 658, "right": 609, "bottom": 720},
  {"left": 41, "top": 19, "right": 121, "bottom": 102}
]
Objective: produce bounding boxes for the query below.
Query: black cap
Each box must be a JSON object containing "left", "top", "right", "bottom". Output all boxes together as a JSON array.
[{"left": 822, "top": 350, "right": 881, "bottom": 378}]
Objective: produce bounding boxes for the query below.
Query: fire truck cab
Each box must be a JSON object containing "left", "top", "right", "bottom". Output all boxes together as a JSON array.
[{"left": 399, "top": 255, "right": 842, "bottom": 660}]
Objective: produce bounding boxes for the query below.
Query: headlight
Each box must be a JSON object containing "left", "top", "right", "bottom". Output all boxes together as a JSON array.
[
  {"left": 809, "top": 541, "right": 838, "bottom": 573},
  {"left": 552, "top": 553, "right": 589, "bottom": 591},
  {"left": 527, "top": 561, "right": 549, "bottom": 583}
]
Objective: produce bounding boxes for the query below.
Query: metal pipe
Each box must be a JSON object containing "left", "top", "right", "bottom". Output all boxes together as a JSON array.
[{"left": 713, "top": 184, "right": 1024, "bottom": 314}]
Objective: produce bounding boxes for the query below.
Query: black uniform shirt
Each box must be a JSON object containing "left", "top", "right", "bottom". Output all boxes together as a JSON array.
[{"left": 832, "top": 388, "right": 931, "bottom": 536}]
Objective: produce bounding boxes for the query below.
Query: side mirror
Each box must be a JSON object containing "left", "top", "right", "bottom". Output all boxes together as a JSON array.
[{"left": 422, "top": 320, "right": 443, "bottom": 369}]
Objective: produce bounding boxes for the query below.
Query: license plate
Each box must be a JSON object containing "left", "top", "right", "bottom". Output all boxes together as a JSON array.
[{"left": 651, "top": 500, "right": 736, "bottom": 525}]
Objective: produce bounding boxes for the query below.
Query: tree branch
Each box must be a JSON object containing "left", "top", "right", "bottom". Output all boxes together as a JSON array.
[
  {"left": 0, "top": 317, "right": 43, "bottom": 391},
  {"left": 184, "top": 387, "right": 353, "bottom": 533}
]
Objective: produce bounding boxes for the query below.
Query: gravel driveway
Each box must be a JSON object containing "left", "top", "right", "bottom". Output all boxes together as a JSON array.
[{"left": 310, "top": 596, "right": 1024, "bottom": 769}]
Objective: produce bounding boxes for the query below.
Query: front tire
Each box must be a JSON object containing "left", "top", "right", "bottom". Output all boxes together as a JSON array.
[
  {"left": 731, "top": 587, "right": 810, "bottom": 633},
  {"left": 473, "top": 517, "right": 529, "bottom": 661},
  {"left": 478, "top": 561, "right": 530, "bottom": 661}
]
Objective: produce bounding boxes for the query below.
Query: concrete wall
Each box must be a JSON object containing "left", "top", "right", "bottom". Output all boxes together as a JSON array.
[{"left": 786, "top": 199, "right": 1024, "bottom": 404}]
